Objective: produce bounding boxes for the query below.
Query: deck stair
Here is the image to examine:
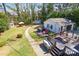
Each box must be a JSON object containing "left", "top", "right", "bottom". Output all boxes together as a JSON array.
[
  {"left": 64, "top": 46, "right": 79, "bottom": 56},
  {"left": 50, "top": 46, "right": 79, "bottom": 56},
  {"left": 50, "top": 46, "right": 65, "bottom": 56}
]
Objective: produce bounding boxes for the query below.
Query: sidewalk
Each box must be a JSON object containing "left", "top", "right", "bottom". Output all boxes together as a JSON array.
[{"left": 25, "top": 27, "right": 51, "bottom": 56}]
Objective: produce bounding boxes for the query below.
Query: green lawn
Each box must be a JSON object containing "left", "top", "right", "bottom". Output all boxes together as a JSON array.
[
  {"left": 48, "top": 31, "right": 56, "bottom": 37},
  {"left": 0, "top": 27, "right": 36, "bottom": 56},
  {"left": 29, "top": 26, "right": 44, "bottom": 42}
]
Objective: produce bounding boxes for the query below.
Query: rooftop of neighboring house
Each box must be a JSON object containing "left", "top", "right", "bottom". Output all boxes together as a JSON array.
[
  {"left": 0, "top": 7, "right": 4, "bottom": 12},
  {"left": 9, "top": 11, "right": 17, "bottom": 16},
  {"left": 44, "top": 18, "right": 75, "bottom": 26}
]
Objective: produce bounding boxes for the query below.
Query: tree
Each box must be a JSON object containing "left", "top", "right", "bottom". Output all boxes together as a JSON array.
[
  {"left": 2, "top": 3, "right": 7, "bottom": 14},
  {"left": 15, "top": 3, "right": 21, "bottom": 22},
  {"left": 30, "top": 4, "right": 36, "bottom": 21},
  {"left": 41, "top": 3, "right": 47, "bottom": 21},
  {"left": 46, "top": 3, "right": 54, "bottom": 19},
  {"left": 0, "top": 3, "right": 9, "bottom": 31},
  {"left": 0, "top": 12, "right": 8, "bottom": 32},
  {"left": 66, "top": 8, "right": 79, "bottom": 26},
  {"left": 47, "top": 3, "right": 53, "bottom": 15},
  {"left": 18, "top": 3, "right": 35, "bottom": 25}
]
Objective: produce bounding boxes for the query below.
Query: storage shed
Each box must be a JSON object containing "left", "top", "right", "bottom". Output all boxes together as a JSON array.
[{"left": 44, "top": 18, "right": 75, "bottom": 33}]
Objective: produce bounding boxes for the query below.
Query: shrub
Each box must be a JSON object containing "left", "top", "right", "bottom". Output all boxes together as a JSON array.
[
  {"left": 0, "top": 41, "right": 7, "bottom": 47},
  {"left": 0, "top": 12, "right": 8, "bottom": 33},
  {"left": 0, "top": 26, "right": 5, "bottom": 33},
  {"left": 16, "top": 34, "right": 22, "bottom": 38},
  {"left": 0, "top": 20, "right": 8, "bottom": 33}
]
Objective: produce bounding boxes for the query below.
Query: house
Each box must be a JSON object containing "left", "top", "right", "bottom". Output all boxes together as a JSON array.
[
  {"left": 44, "top": 18, "right": 75, "bottom": 33},
  {"left": 0, "top": 8, "right": 4, "bottom": 12},
  {"left": 53, "top": 3, "right": 76, "bottom": 12},
  {"left": 9, "top": 20, "right": 15, "bottom": 28},
  {"left": 33, "top": 19, "right": 43, "bottom": 25}
]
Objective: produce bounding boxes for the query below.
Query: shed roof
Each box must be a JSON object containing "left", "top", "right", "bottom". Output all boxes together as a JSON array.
[{"left": 44, "top": 18, "right": 74, "bottom": 26}]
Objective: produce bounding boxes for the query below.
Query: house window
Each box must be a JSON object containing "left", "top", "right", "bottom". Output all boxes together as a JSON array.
[
  {"left": 50, "top": 25, "right": 53, "bottom": 29},
  {"left": 47, "top": 24, "right": 49, "bottom": 28},
  {"left": 55, "top": 5, "right": 58, "bottom": 7}
]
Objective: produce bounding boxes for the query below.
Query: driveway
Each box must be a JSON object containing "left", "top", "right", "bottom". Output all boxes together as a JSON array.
[{"left": 25, "top": 26, "right": 51, "bottom": 56}]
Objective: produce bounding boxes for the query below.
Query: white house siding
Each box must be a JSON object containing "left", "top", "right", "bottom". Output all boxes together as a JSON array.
[
  {"left": 44, "top": 18, "right": 75, "bottom": 34},
  {"left": 55, "top": 23, "right": 61, "bottom": 33},
  {"left": 44, "top": 22, "right": 61, "bottom": 33}
]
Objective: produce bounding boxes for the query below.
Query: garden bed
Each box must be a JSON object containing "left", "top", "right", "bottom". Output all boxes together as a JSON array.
[
  {"left": 29, "top": 26, "right": 44, "bottom": 42},
  {"left": 29, "top": 25, "right": 56, "bottom": 42}
]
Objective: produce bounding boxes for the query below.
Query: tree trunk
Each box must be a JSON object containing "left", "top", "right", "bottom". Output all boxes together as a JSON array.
[
  {"left": 15, "top": 3, "right": 21, "bottom": 22},
  {"left": 2, "top": 3, "right": 7, "bottom": 14}
]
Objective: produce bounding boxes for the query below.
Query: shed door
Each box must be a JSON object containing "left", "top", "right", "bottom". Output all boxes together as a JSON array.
[
  {"left": 66, "top": 25, "right": 72, "bottom": 31},
  {"left": 61, "top": 26, "right": 63, "bottom": 32}
]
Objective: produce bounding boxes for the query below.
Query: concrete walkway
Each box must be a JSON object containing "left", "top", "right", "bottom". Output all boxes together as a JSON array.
[{"left": 25, "top": 27, "right": 51, "bottom": 56}]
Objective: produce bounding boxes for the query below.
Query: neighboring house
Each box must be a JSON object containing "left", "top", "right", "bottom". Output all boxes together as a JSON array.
[
  {"left": 0, "top": 7, "right": 4, "bottom": 12},
  {"left": 33, "top": 19, "right": 43, "bottom": 25},
  {"left": 44, "top": 18, "right": 75, "bottom": 33},
  {"left": 53, "top": 3, "right": 76, "bottom": 12},
  {"left": 10, "top": 12, "right": 17, "bottom": 16},
  {"left": 9, "top": 20, "right": 15, "bottom": 28}
]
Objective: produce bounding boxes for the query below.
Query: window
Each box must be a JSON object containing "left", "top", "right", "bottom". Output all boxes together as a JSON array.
[
  {"left": 55, "top": 5, "right": 58, "bottom": 7},
  {"left": 50, "top": 25, "right": 53, "bottom": 29},
  {"left": 47, "top": 24, "right": 49, "bottom": 28}
]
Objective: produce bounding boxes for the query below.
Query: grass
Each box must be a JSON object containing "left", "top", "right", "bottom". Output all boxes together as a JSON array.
[
  {"left": 0, "top": 27, "right": 24, "bottom": 43},
  {"left": 0, "top": 26, "right": 36, "bottom": 56},
  {"left": 48, "top": 31, "right": 56, "bottom": 37},
  {"left": 8, "top": 34, "right": 36, "bottom": 56},
  {"left": 29, "top": 26, "right": 44, "bottom": 42}
]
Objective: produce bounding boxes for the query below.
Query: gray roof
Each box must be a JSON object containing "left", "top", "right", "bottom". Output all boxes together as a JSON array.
[{"left": 44, "top": 18, "right": 75, "bottom": 26}]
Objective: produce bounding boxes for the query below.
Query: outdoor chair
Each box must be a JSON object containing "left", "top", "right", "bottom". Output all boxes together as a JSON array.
[{"left": 71, "top": 36, "right": 79, "bottom": 44}]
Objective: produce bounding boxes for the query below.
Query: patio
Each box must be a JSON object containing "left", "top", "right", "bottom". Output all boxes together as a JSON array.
[{"left": 54, "top": 31, "right": 79, "bottom": 53}]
